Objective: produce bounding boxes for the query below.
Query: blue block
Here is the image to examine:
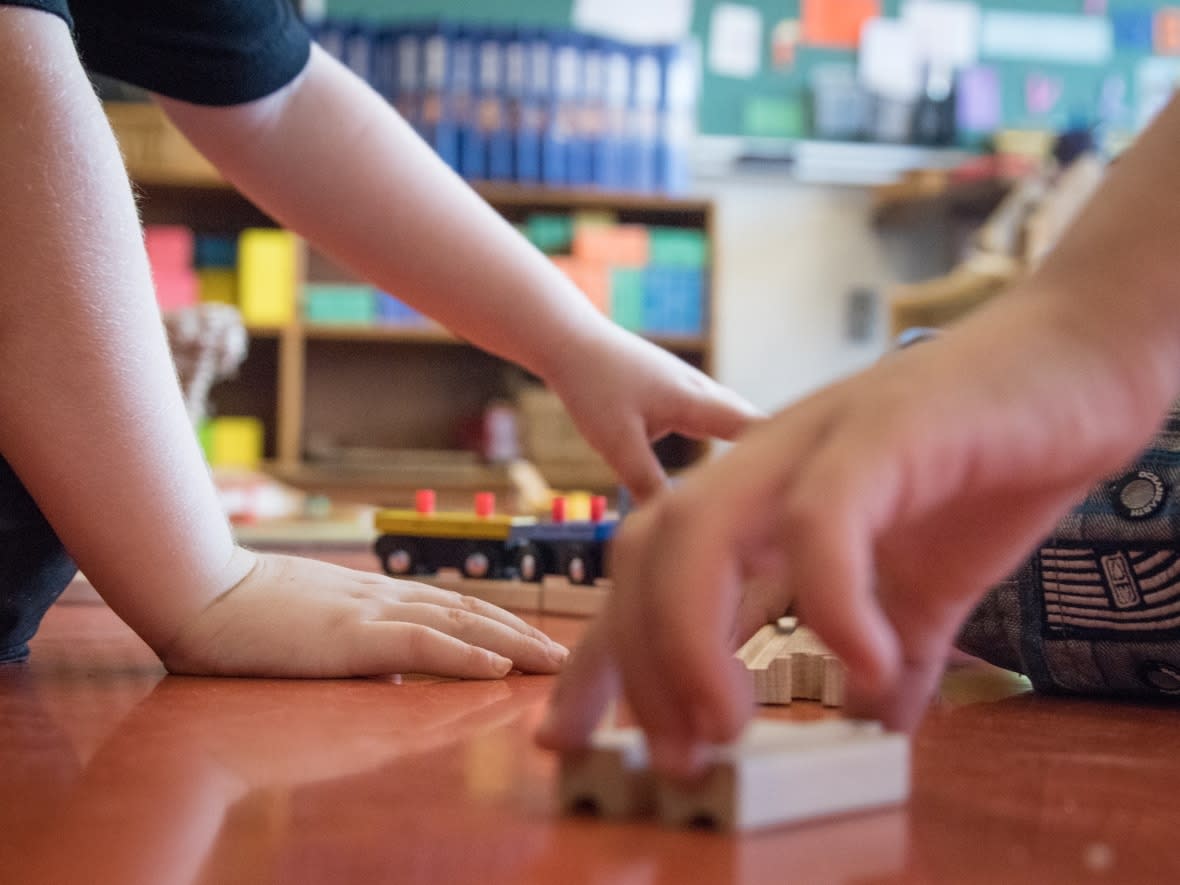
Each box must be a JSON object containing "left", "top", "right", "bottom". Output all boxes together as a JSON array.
[{"left": 1112, "top": 10, "right": 1154, "bottom": 51}]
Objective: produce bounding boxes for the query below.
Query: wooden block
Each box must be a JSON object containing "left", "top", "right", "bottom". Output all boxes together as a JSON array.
[
  {"left": 655, "top": 719, "right": 909, "bottom": 832},
  {"left": 540, "top": 576, "right": 611, "bottom": 617},
  {"left": 416, "top": 571, "right": 543, "bottom": 613},
  {"left": 736, "top": 623, "right": 846, "bottom": 707},
  {"left": 557, "top": 727, "right": 656, "bottom": 819}
]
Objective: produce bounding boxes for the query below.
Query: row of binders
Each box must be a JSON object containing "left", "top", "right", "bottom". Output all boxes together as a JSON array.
[{"left": 309, "top": 18, "right": 698, "bottom": 194}]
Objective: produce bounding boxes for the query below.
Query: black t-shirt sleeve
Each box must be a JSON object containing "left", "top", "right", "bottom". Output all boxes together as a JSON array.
[{"left": 1, "top": 0, "right": 311, "bottom": 106}]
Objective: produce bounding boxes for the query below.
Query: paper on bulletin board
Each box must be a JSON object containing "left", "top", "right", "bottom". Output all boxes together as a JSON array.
[
  {"left": 1136, "top": 57, "right": 1180, "bottom": 130},
  {"left": 708, "top": 4, "right": 763, "bottom": 79},
  {"left": 573, "top": 0, "right": 693, "bottom": 44},
  {"left": 980, "top": 12, "right": 1113, "bottom": 65},
  {"left": 901, "top": 0, "right": 979, "bottom": 69},
  {"left": 801, "top": 0, "right": 880, "bottom": 49},
  {"left": 956, "top": 65, "right": 1001, "bottom": 133},
  {"left": 858, "top": 18, "right": 922, "bottom": 102}
]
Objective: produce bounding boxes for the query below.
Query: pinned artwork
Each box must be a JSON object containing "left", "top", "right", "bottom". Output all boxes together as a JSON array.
[
  {"left": 1025, "top": 72, "right": 1064, "bottom": 117},
  {"left": 770, "top": 19, "right": 801, "bottom": 70},
  {"left": 956, "top": 65, "right": 1002, "bottom": 134},
  {"left": 708, "top": 4, "right": 763, "bottom": 79},
  {"left": 801, "top": 0, "right": 880, "bottom": 50},
  {"left": 1156, "top": 7, "right": 1180, "bottom": 56}
]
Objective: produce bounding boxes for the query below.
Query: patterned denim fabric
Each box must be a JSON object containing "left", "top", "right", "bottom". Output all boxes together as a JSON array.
[
  {"left": 957, "top": 405, "right": 1180, "bottom": 698},
  {"left": 888, "top": 327, "right": 1180, "bottom": 698},
  {"left": 0, "top": 456, "right": 76, "bottom": 663}
]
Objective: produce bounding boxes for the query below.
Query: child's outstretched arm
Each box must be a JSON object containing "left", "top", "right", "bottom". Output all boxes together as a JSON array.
[
  {"left": 538, "top": 95, "right": 1180, "bottom": 776},
  {"left": 0, "top": 9, "right": 565, "bottom": 678},
  {"left": 155, "top": 46, "right": 761, "bottom": 502}
]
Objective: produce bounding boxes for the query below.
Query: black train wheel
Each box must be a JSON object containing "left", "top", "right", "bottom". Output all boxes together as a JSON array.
[
  {"left": 462, "top": 541, "right": 505, "bottom": 580},
  {"left": 562, "top": 543, "right": 598, "bottom": 586},
  {"left": 376, "top": 536, "right": 423, "bottom": 577},
  {"left": 511, "top": 542, "right": 551, "bottom": 582}
]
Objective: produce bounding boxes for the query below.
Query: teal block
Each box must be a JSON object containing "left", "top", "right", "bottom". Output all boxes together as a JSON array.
[
  {"left": 525, "top": 213, "right": 573, "bottom": 255},
  {"left": 304, "top": 283, "right": 376, "bottom": 324},
  {"left": 610, "top": 269, "right": 644, "bottom": 333},
  {"left": 649, "top": 228, "right": 708, "bottom": 268}
]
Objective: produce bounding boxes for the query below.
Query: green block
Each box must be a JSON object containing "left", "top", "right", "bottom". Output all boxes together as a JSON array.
[
  {"left": 610, "top": 269, "right": 644, "bottom": 333},
  {"left": 743, "top": 96, "right": 806, "bottom": 140},
  {"left": 525, "top": 213, "right": 573, "bottom": 254},
  {"left": 649, "top": 228, "right": 709, "bottom": 268},
  {"left": 304, "top": 283, "right": 376, "bottom": 324},
  {"left": 197, "top": 418, "right": 214, "bottom": 462}
]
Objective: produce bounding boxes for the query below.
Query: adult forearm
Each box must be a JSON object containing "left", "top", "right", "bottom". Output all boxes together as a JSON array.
[
  {"left": 158, "top": 47, "right": 613, "bottom": 383},
  {"left": 1027, "top": 95, "right": 1180, "bottom": 414}
]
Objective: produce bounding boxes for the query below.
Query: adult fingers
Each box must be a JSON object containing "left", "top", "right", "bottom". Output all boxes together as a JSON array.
[{"left": 535, "top": 616, "right": 621, "bottom": 751}]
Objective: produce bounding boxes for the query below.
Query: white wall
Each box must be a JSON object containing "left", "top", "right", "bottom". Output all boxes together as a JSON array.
[{"left": 695, "top": 175, "right": 958, "bottom": 415}]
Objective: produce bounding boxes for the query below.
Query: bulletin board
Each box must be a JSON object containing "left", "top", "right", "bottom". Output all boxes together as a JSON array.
[{"left": 324, "top": 0, "right": 1173, "bottom": 142}]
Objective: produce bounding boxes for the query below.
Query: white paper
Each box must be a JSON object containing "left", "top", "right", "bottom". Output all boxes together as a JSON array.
[
  {"left": 981, "top": 12, "right": 1112, "bottom": 65},
  {"left": 708, "top": 4, "right": 763, "bottom": 79},
  {"left": 1137, "top": 57, "right": 1180, "bottom": 130},
  {"left": 902, "top": 0, "right": 979, "bottom": 69},
  {"left": 573, "top": 0, "right": 694, "bottom": 45},
  {"left": 859, "top": 17, "right": 923, "bottom": 102}
]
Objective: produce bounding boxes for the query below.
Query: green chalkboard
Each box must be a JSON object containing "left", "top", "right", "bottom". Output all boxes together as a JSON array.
[{"left": 324, "top": 0, "right": 1173, "bottom": 141}]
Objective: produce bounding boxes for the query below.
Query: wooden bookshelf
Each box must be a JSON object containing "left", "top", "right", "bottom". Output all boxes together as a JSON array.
[{"left": 116, "top": 107, "right": 718, "bottom": 499}]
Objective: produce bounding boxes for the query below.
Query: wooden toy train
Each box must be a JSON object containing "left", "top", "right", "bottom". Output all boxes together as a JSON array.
[{"left": 374, "top": 490, "right": 618, "bottom": 585}]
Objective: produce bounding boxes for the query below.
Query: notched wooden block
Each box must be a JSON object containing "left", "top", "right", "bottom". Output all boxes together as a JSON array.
[
  {"left": 557, "top": 719, "right": 910, "bottom": 833},
  {"left": 737, "top": 623, "right": 846, "bottom": 707},
  {"left": 557, "top": 726, "right": 656, "bottom": 819},
  {"left": 655, "top": 719, "right": 909, "bottom": 832}
]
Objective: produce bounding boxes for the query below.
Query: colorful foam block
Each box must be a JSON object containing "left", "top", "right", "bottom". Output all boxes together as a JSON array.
[
  {"left": 209, "top": 416, "right": 265, "bottom": 469},
  {"left": 237, "top": 228, "right": 298, "bottom": 327},
  {"left": 304, "top": 283, "right": 376, "bottom": 324}
]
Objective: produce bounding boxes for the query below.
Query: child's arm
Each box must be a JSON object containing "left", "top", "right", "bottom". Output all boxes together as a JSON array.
[
  {"left": 0, "top": 9, "right": 565, "bottom": 678},
  {"left": 538, "top": 96, "right": 1180, "bottom": 776},
  {"left": 155, "top": 46, "right": 760, "bottom": 502}
]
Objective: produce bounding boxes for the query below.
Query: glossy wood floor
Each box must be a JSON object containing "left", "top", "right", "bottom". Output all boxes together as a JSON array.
[{"left": 3, "top": 548, "right": 1179, "bottom": 885}]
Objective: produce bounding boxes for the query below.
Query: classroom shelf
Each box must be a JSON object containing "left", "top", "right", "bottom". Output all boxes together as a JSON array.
[{"left": 117, "top": 104, "right": 718, "bottom": 499}]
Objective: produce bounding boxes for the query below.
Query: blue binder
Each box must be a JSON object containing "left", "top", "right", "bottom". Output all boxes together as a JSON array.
[{"left": 515, "top": 28, "right": 550, "bottom": 185}]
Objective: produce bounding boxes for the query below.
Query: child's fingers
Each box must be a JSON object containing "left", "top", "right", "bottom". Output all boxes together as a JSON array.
[
  {"left": 604, "top": 417, "right": 667, "bottom": 504},
  {"left": 373, "top": 601, "right": 567, "bottom": 674},
  {"left": 379, "top": 581, "right": 565, "bottom": 650},
  {"left": 677, "top": 384, "right": 764, "bottom": 442},
  {"left": 346, "top": 622, "right": 514, "bottom": 679}
]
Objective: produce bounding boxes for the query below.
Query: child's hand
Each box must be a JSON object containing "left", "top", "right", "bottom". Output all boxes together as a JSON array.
[
  {"left": 160, "top": 550, "right": 569, "bottom": 679},
  {"left": 537, "top": 290, "right": 1175, "bottom": 776},
  {"left": 547, "top": 327, "right": 762, "bottom": 502}
]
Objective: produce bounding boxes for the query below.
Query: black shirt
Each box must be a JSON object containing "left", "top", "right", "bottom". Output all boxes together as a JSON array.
[{"left": 1, "top": 1, "right": 311, "bottom": 105}]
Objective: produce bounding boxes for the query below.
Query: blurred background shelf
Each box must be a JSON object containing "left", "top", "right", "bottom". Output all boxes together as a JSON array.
[{"left": 116, "top": 104, "right": 718, "bottom": 505}]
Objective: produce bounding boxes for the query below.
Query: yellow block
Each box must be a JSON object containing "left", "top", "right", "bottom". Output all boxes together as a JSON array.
[
  {"left": 209, "top": 416, "right": 265, "bottom": 469},
  {"left": 571, "top": 209, "right": 617, "bottom": 230},
  {"left": 238, "top": 228, "right": 299, "bottom": 326},
  {"left": 198, "top": 268, "right": 237, "bottom": 305},
  {"left": 374, "top": 509, "right": 535, "bottom": 541}
]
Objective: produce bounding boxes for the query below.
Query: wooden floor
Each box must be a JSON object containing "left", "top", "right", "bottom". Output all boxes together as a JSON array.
[{"left": 3, "top": 547, "right": 1179, "bottom": 884}]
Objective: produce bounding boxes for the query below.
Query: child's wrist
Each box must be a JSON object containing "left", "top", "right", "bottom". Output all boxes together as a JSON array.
[{"left": 151, "top": 545, "right": 260, "bottom": 662}]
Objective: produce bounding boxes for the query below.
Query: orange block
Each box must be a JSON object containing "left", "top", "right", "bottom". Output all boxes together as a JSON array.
[
  {"left": 1156, "top": 8, "right": 1180, "bottom": 54},
  {"left": 801, "top": 0, "right": 880, "bottom": 48},
  {"left": 571, "top": 224, "right": 650, "bottom": 268},
  {"left": 552, "top": 256, "right": 610, "bottom": 315}
]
